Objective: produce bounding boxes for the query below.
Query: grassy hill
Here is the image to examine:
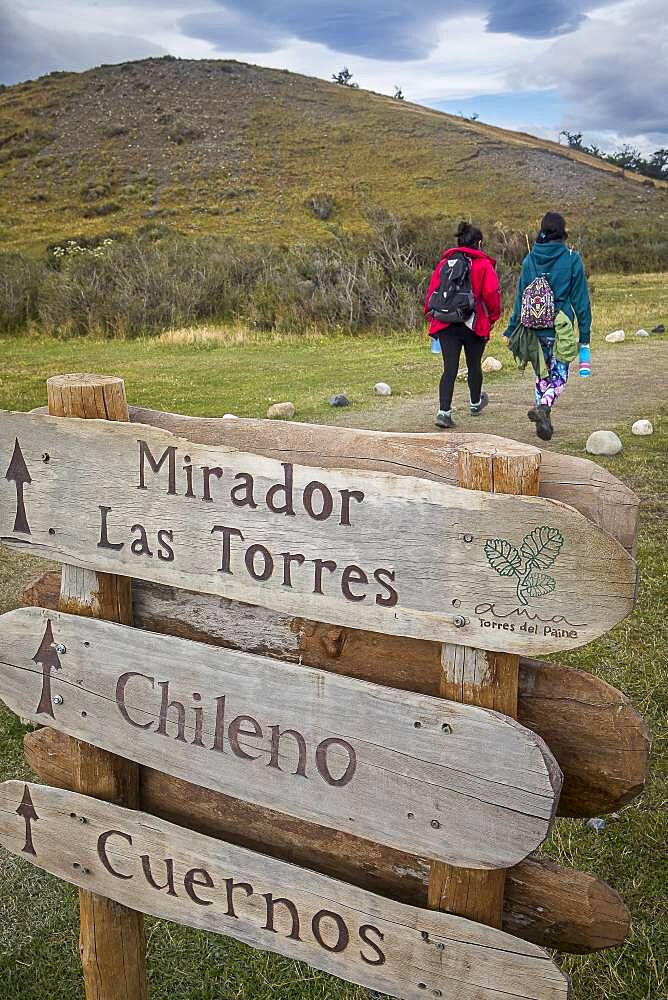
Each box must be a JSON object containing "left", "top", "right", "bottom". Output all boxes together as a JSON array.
[{"left": 1, "top": 56, "right": 667, "bottom": 254}]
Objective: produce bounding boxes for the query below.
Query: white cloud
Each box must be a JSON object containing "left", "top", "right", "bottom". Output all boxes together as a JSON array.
[
  {"left": 525, "top": 0, "right": 667, "bottom": 140},
  {"left": 5, "top": 1, "right": 666, "bottom": 147},
  {"left": 193, "top": 14, "right": 554, "bottom": 106},
  {"left": 1, "top": 1, "right": 165, "bottom": 84}
]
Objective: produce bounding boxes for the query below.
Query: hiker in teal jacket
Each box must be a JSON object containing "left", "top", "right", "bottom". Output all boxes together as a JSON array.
[{"left": 503, "top": 212, "right": 592, "bottom": 440}]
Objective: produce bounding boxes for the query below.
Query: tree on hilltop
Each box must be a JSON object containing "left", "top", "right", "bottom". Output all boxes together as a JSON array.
[{"left": 332, "top": 67, "right": 359, "bottom": 88}]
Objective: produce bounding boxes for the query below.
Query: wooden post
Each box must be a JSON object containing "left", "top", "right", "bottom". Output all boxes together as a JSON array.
[
  {"left": 427, "top": 442, "right": 542, "bottom": 928},
  {"left": 47, "top": 374, "right": 148, "bottom": 1000}
]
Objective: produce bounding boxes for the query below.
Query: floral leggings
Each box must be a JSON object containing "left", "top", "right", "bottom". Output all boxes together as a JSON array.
[{"left": 535, "top": 335, "right": 570, "bottom": 408}]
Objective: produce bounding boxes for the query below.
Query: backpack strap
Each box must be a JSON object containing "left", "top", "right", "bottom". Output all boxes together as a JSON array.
[{"left": 525, "top": 252, "right": 544, "bottom": 285}]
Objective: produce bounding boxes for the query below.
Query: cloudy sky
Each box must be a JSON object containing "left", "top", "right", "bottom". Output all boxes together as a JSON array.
[{"left": 2, "top": 1, "right": 666, "bottom": 152}]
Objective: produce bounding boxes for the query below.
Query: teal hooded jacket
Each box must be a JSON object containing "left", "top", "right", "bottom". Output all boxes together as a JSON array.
[{"left": 503, "top": 241, "right": 592, "bottom": 345}]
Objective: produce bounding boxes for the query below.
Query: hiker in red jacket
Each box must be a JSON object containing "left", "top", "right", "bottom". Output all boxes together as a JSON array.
[{"left": 425, "top": 222, "right": 501, "bottom": 428}]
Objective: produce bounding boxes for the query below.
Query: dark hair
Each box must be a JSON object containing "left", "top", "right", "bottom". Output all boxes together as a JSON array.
[
  {"left": 537, "top": 212, "right": 567, "bottom": 243},
  {"left": 456, "top": 221, "right": 483, "bottom": 248}
]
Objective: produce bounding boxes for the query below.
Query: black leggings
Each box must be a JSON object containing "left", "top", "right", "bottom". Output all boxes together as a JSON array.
[{"left": 438, "top": 324, "right": 485, "bottom": 411}]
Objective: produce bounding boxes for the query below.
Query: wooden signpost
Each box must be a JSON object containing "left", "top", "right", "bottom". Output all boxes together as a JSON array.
[
  {"left": 0, "top": 781, "right": 569, "bottom": 1000},
  {"left": 0, "top": 606, "right": 561, "bottom": 868},
  {"left": 0, "top": 408, "right": 638, "bottom": 653},
  {"left": 0, "top": 374, "right": 650, "bottom": 1000}
]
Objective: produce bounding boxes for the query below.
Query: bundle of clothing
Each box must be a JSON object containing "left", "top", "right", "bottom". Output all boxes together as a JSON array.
[{"left": 506, "top": 310, "right": 578, "bottom": 380}]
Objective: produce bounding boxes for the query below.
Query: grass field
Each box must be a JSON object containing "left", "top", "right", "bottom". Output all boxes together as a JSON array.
[{"left": 0, "top": 272, "right": 666, "bottom": 999}]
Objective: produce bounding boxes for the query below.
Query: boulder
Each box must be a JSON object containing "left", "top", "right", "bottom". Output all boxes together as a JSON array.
[
  {"left": 605, "top": 330, "right": 625, "bottom": 343},
  {"left": 329, "top": 394, "right": 350, "bottom": 407},
  {"left": 635, "top": 329, "right": 649, "bottom": 337},
  {"left": 266, "top": 401, "right": 295, "bottom": 420},
  {"left": 373, "top": 382, "right": 392, "bottom": 396},
  {"left": 586, "top": 430, "right": 623, "bottom": 456},
  {"left": 631, "top": 419, "right": 653, "bottom": 436},
  {"left": 482, "top": 356, "right": 503, "bottom": 373},
  {"left": 223, "top": 413, "right": 237, "bottom": 419},
  {"left": 651, "top": 323, "right": 665, "bottom": 333}
]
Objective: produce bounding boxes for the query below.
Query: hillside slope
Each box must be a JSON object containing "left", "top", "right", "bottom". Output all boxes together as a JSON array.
[{"left": 1, "top": 56, "right": 666, "bottom": 252}]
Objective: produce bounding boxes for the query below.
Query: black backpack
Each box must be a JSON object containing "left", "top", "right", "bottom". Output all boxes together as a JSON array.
[{"left": 428, "top": 252, "right": 475, "bottom": 324}]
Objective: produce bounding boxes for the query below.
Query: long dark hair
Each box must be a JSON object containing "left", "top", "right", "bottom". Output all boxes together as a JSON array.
[
  {"left": 537, "top": 212, "right": 567, "bottom": 243},
  {"left": 456, "top": 221, "right": 483, "bottom": 248}
]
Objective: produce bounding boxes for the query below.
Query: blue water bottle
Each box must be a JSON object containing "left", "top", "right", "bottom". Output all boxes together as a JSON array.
[
  {"left": 579, "top": 344, "right": 591, "bottom": 377},
  {"left": 430, "top": 335, "right": 441, "bottom": 355}
]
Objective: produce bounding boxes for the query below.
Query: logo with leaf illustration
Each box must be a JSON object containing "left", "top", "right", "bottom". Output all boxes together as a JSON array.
[{"left": 484, "top": 526, "right": 564, "bottom": 606}]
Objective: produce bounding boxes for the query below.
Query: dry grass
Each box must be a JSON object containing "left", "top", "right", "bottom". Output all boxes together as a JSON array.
[
  {"left": 157, "top": 324, "right": 328, "bottom": 347},
  {"left": 158, "top": 324, "right": 253, "bottom": 347}
]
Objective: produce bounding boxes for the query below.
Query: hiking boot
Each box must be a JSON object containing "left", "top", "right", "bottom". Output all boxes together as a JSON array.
[
  {"left": 470, "top": 392, "right": 489, "bottom": 416},
  {"left": 435, "top": 410, "right": 455, "bottom": 429},
  {"left": 533, "top": 404, "right": 553, "bottom": 441}
]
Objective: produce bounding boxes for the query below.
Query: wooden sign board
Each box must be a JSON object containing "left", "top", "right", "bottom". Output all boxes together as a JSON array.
[
  {"left": 22, "top": 570, "right": 652, "bottom": 819},
  {"left": 27, "top": 727, "right": 632, "bottom": 955},
  {"left": 28, "top": 404, "right": 641, "bottom": 554},
  {"left": 0, "top": 781, "right": 570, "bottom": 999},
  {"left": 0, "top": 607, "right": 561, "bottom": 869},
  {"left": 0, "top": 411, "right": 637, "bottom": 653}
]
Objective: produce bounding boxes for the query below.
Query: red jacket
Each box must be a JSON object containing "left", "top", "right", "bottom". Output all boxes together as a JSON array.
[{"left": 425, "top": 247, "right": 501, "bottom": 339}]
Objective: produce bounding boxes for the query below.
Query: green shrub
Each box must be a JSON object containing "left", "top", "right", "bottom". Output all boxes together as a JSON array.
[
  {"left": 82, "top": 201, "right": 121, "bottom": 218},
  {"left": 305, "top": 193, "right": 335, "bottom": 220},
  {"left": 102, "top": 124, "right": 129, "bottom": 138},
  {"left": 167, "top": 122, "right": 203, "bottom": 144},
  {"left": 0, "top": 142, "right": 41, "bottom": 164},
  {"left": 0, "top": 253, "right": 45, "bottom": 332},
  {"left": 1, "top": 210, "right": 666, "bottom": 338},
  {"left": 80, "top": 180, "right": 112, "bottom": 202}
]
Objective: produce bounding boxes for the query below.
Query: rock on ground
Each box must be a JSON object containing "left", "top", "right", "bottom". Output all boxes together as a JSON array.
[
  {"left": 651, "top": 324, "right": 665, "bottom": 333},
  {"left": 373, "top": 382, "right": 392, "bottom": 396},
  {"left": 329, "top": 394, "right": 350, "bottom": 407},
  {"left": 605, "top": 330, "right": 625, "bottom": 343},
  {"left": 586, "top": 430, "right": 623, "bottom": 455},
  {"left": 223, "top": 413, "right": 237, "bottom": 419},
  {"left": 266, "top": 401, "right": 295, "bottom": 419},
  {"left": 635, "top": 329, "right": 649, "bottom": 337},
  {"left": 482, "top": 356, "right": 503, "bottom": 373},
  {"left": 632, "top": 419, "right": 653, "bottom": 435}
]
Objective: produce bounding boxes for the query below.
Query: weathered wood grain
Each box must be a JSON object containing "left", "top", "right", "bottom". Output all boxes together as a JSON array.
[
  {"left": 517, "top": 658, "right": 650, "bottom": 816},
  {"left": 21, "top": 570, "right": 650, "bottom": 817},
  {"left": 428, "top": 443, "right": 541, "bottom": 928},
  {"left": 0, "top": 410, "right": 638, "bottom": 653},
  {"left": 124, "top": 408, "right": 640, "bottom": 555},
  {"left": 23, "top": 730, "right": 632, "bottom": 954},
  {"left": 0, "top": 781, "right": 569, "bottom": 1000},
  {"left": 0, "top": 606, "right": 561, "bottom": 868},
  {"left": 47, "top": 373, "right": 147, "bottom": 1000}
]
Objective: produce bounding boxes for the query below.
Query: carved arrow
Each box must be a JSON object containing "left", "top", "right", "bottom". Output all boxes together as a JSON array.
[
  {"left": 33, "top": 620, "right": 62, "bottom": 718},
  {"left": 4, "top": 438, "right": 32, "bottom": 535},
  {"left": 16, "top": 784, "right": 39, "bottom": 856}
]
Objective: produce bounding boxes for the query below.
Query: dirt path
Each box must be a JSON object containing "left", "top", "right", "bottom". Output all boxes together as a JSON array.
[{"left": 335, "top": 341, "right": 667, "bottom": 447}]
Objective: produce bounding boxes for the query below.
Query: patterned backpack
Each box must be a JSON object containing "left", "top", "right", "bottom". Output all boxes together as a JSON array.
[{"left": 521, "top": 274, "right": 555, "bottom": 329}]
